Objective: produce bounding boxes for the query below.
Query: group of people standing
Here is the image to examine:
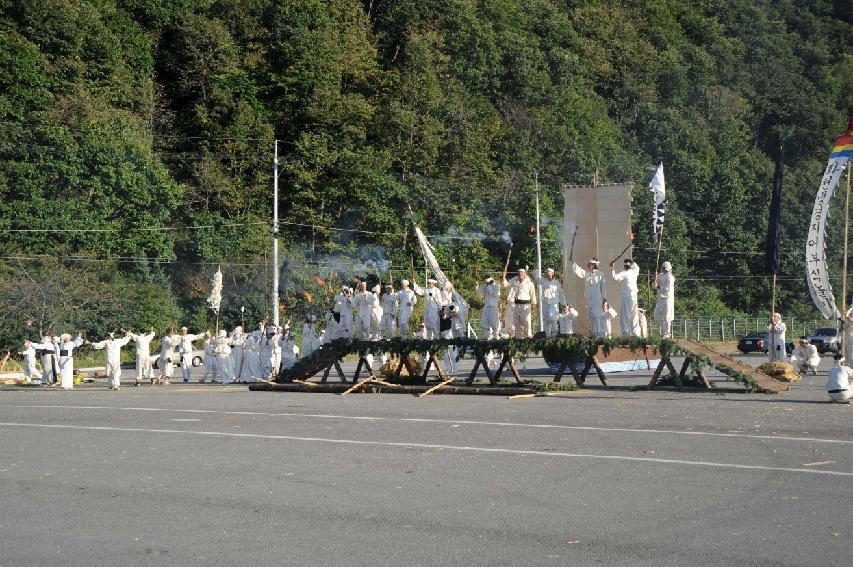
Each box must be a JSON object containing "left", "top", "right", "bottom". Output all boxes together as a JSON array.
[
  {"left": 17, "top": 322, "right": 313, "bottom": 390},
  {"left": 320, "top": 259, "right": 676, "bottom": 343}
]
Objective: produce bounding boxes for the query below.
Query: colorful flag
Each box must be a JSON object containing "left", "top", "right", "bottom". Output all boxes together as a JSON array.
[{"left": 806, "top": 115, "right": 853, "bottom": 320}]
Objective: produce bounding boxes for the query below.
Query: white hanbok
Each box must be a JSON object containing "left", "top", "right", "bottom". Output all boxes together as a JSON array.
[
  {"left": 572, "top": 263, "right": 607, "bottom": 337},
  {"left": 57, "top": 336, "right": 85, "bottom": 390},
  {"left": 92, "top": 335, "right": 132, "bottom": 388},
  {"left": 129, "top": 330, "right": 156, "bottom": 384}
]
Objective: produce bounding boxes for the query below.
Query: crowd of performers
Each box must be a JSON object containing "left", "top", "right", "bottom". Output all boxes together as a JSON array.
[
  {"left": 12, "top": 254, "right": 853, "bottom": 402},
  {"left": 15, "top": 257, "right": 676, "bottom": 390}
]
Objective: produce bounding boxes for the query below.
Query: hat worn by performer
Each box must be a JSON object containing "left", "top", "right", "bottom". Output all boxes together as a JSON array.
[
  {"left": 662, "top": 261, "right": 672, "bottom": 272},
  {"left": 587, "top": 257, "right": 600, "bottom": 266}
]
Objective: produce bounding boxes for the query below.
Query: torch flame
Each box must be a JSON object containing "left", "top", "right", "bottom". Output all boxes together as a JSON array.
[
  {"left": 314, "top": 276, "right": 327, "bottom": 287},
  {"left": 303, "top": 291, "right": 314, "bottom": 303}
]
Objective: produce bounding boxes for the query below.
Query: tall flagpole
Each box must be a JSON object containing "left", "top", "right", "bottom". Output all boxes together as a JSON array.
[
  {"left": 272, "top": 139, "right": 280, "bottom": 327},
  {"left": 842, "top": 160, "right": 851, "bottom": 356},
  {"left": 535, "top": 172, "right": 544, "bottom": 333}
]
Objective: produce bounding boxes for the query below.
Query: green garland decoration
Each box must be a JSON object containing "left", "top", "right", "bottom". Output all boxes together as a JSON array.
[
  {"left": 278, "top": 336, "right": 762, "bottom": 392},
  {"left": 279, "top": 336, "right": 671, "bottom": 382}
]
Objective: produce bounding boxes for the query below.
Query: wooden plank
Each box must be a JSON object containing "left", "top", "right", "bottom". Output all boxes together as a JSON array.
[
  {"left": 250, "top": 382, "right": 538, "bottom": 396},
  {"left": 674, "top": 338, "right": 789, "bottom": 393},
  {"left": 341, "top": 375, "right": 377, "bottom": 396},
  {"left": 419, "top": 378, "right": 454, "bottom": 397}
]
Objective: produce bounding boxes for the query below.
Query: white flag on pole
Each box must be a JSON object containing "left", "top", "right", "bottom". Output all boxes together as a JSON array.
[{"left": 649, "top": 162, "right": 666, "bottom": 241}]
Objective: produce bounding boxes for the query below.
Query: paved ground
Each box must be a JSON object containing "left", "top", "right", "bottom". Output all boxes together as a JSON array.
[{"left": 1, "top": 353, "right": 851, "bottom": 566}]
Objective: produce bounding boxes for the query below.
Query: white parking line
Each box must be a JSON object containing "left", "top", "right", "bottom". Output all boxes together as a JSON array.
[
  {"left": 2, "top": 403, "right": 851, "bottom": 446},
  {"left": 1, "top": 421, "right": 851, "bottom": 478}
]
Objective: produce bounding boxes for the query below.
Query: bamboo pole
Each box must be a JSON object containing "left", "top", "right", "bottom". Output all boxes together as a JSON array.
[
  {"left": 654, "top": 225, "right": 665, "bottom": 275},
  {"left": 340, "top": 375, "right": 377, "bottom": 396},
  {"left": 418, "top": 378, "right": 454, "bottom": 397}
]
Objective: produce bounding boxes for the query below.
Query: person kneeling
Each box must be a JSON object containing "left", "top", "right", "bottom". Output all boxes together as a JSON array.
[
  {"left": 790, "top": 337, "right": 819, "bottom": 376},
  {"left": 826, "top": 354, "right": 853, "bottom": 404}
]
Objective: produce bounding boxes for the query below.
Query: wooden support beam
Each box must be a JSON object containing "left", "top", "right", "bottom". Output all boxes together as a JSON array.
[
  {"left": 665, "top": 359, "right": 684, "bottom": 391},
  {"left": 553, "top": 360, "right": 570, "bottom": 383},
  {"left": 591, "top": 356, "right": 607, "bottom": 386},
  {"left": 647, "top": 357, "right": 668, "bottom": 389}
]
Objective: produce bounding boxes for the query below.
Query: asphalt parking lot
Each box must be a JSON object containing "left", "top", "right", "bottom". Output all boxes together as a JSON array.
[{"left": 1, "top": 353, "right": 851, "bottom": 566}]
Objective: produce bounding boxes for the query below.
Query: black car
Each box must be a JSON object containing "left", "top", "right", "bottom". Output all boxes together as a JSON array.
[{"left": 737, "top": 332, "right": 794, "bottom": 355}]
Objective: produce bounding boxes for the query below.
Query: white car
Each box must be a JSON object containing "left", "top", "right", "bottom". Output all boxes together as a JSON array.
[{"left": 151, "top": 347, "right": 204, "bottom": 369}]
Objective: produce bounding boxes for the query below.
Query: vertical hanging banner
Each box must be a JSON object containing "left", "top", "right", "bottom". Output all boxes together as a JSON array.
[
  {"left": 414, "top": 226, "right": 449, "bottom": 288},
  {"left": 649, "top": 163, "right": 666, "bottom": 241},
  {"left": 806, "top": 129, "right": 853, "bottom": 320}
]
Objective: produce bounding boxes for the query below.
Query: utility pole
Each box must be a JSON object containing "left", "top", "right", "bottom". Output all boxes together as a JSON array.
[
  {"left": 535, "top": 172, "right": 544, "bottom": 333},
  {"left": 272, "top": 139, "right": 280, "bottom": 326}
]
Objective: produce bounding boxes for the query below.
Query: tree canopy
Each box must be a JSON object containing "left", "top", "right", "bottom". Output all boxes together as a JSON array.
[{"left": 0, "top": 0, "right": 851, "bottom": 348}]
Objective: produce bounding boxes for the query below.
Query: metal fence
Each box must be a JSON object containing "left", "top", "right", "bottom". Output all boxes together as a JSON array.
[
  {"left": 467, "top": 316, "right": 833, "bottom": 342},
  {"left": 653, "top": 317, "right": 834, "bottom": 342}
]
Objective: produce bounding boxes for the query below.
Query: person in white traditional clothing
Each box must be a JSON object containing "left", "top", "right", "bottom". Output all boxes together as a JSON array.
[
  {"left": 301, "top": 316, "right": 319, "bottom": 356},
  {"left": 571, "top": 258, "right": 607, "bottom": 337},
  {"left": 272, "top": 324, "right": 288, "bottom": 372},
  {"left": 212, "top": 330, "right": 235, "bottom": 384},
  {"left": 352, "top": 282, "right": 377, "bottom": 339},
  {"left": 396, "top": 279, "right": 418, "bottom": 337},
  {"left": 439, "top": 305, "right": 458, "bottom": 373},
  {"left": 158, "top": 327, "right": 180, "bottom": 384},
  {"left": 177, "top": 327, "right": 207, "bottom": 383},
  {"left": 128, "top": 327, "right": 156, "bottom": 386},
  {"left": 333, "top": 287, "right": 354, "bottom": 338},
  {"left": 443, "top": 283, "right": 469, "bottom": 338},
  {"left": 280, "top": 330, "right": 298, "bottom": 372},
  {"left": 843, "top": 305, "right": 853, "bottom": 368},
  {"left": 57, "top": 333, "right": 85, "bottom": 390},
  {"left": 827, "top": 354, "right": 852, "bottom": 403},
  {"left": 91, "top": 332, "right": 132, "bottom": 390},
  {"left": 201, "top": 333, "right": 216, "bottom": 383},
  {"left": 476, "top": 276, "right": 501, "bottom": 339},
  {"left": 637, "top": 308, "right": 649, "bottom": 338},
  {"left": 502, "top": 268, "right": 537, "bottom": 338},
  {"left": 19, "top": 340, "right": 39, "bottom": 384},
  {"left": 379, "top": 284, "right": 399, "bottom": 338},
  {"left": 601, "top": 301, "right": 618, "bottom": 339},
  {"left": 370, "top": 285, "right": 384, "bottom": 339},
  {"left": 318, "top": 329, "right": 326, "bottom": 344},
  {"left": 240, "top": 325, "right": 264, "bottom": 383},
  {"left": 557, "top": 305, "right": 579, "bottom": 336},
  {"left": 766, "top": 312, "right": 787, "bottom": 362},
  {"left": 502, "top": 297, "right": 515, "bottom": 338},
  {"left": 536, "top": 268, "right": 566, "bottom": 337},
  {"left": 229, "top": 326, "right": 246, "bottom": 381},
  {"left": 610, "top": 258, "right": 641, "bottom": 337},
  {"left": 414, "top": 279, "right": 444, "bottom": 339},
  {"left": 790, "top": 337, "right": 820, "bottom": 376},
  {"left": 32, "top": 331, "right": 58, "bottom": 386},
  {"left": 654, "top": 261, "right": 675, "bottom": 338}
]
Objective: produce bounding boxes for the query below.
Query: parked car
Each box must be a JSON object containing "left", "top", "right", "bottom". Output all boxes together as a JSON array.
[
  {"left": 151, "top": 347, "right": 204, "bottom": 369},
  {"left": 808, "top": 327, "right": 840, "bottom": 354},
  {"left": 737, "top": 332, "right": 793, "bottom": 355}
]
